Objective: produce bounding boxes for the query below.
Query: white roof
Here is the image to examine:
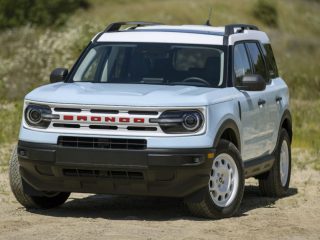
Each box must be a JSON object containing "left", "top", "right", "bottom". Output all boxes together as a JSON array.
[{"left": 96, "top": 24, "right": 270, "bottom": 45}]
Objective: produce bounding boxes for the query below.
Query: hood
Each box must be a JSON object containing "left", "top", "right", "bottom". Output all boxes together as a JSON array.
[{"left": 25, "top": 82, "right": 237, "bottom": 107}]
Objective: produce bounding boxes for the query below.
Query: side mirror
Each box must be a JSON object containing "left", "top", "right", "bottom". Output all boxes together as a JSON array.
[
  {"left": 50, "top": 68, "right": 68, "bottom": 83},
  {"left": 237, "top": 74, "right": 266, "bottom": 91}
]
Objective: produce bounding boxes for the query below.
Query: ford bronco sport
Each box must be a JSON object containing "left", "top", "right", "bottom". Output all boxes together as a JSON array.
[{"left": 9, "top": 22, "right": 292, "bottom": 218}]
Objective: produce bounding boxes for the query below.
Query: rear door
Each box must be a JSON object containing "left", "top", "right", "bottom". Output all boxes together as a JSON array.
[{"left": 261, "top": 43, "right": 282, "bottom": 152}]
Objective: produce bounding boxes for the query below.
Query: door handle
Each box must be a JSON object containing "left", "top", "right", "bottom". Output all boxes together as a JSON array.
[
  {"left": 276, "top": 96, "right": 282, "bottom": 103},
  {"left": 258, "top": 99, "right": 266, "bottom": 106}
]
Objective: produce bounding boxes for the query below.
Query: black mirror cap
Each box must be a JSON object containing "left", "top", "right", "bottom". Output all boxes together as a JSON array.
[
  {"left": 50, "top": 68, "right": 68, "bottom": 83},
  {"left": 237, "top": 74, "right": 266, "bottom": 91}
]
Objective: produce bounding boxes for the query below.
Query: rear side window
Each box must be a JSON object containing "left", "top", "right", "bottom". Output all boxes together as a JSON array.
[
  {"left": 262, "top": 44, "right": 279, "bottom": 78},
  {"left": 246, "top": 42, "right": 269, "bottom": 83},
  {"left": 233, "top": 43, "right": 252, "bottom": 83}
]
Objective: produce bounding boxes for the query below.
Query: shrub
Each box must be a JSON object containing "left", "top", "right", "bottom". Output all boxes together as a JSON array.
[
  {"left": 0, "top": 23, "right": 101, "bottom": 100},
  {"left": 252, "top": 0, "right": 278, "bottom": 27},
  {"left": 0, "top": 0, "right": 89, "bottom": 29}
]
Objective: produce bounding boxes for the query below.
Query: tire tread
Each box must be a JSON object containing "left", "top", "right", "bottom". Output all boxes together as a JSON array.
[
  {"left": 9, "top": 146, "right": 70, "bottom": 209},
  {"left": 258, "top": 129, "right": 291, "bottom": 197}
]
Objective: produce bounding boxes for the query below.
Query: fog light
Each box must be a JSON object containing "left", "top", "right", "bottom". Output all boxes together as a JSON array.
[
  {"left": 193, "top": 157, "right": 200, "bottom": 163},
  {"left": 18, "top": 148, "right": 27, "bottom": 157}
]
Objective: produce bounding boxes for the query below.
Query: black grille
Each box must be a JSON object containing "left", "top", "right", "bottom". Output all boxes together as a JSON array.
[
  {"left": 58, "top": 136, "right": 147, "bottom": 150},
  {"left": 128, "top": 110, "right": 158, "bottom": 115},
  {"left": 63, "top": 169, "right": 144, "bottom": 180},
  {"left": 127, "top": 126, "right": 157, "bottom": 131},
  {"left": 89, "top": 125, "right": 118, "bottom": 130},
  {"left": 90, "top": 109, "right": 119, "bottom": 114},
  {"left": 53, "top": 123, "right": 81, "bottom": 128},
  {"left": 54, "top": 108, "right": 81, "bottom": 112}
]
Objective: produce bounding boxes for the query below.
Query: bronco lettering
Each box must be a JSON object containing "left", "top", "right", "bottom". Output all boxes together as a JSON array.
[{"left": 63, "top": 115, "right": 145, "bottom": 123}]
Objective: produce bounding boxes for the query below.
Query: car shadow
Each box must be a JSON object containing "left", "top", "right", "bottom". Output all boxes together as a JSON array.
[
  {"left": 27, "top": 185, "right": 298, "bottom": 221},
  {"left": 239, "top": 185, "right": 297, "bottom": 215}
]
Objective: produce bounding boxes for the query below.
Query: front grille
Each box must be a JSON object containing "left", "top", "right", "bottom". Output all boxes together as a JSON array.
[
  {"left": 58, "top": 136, "right": 147, "bottom": 150},
  {"left": 90, "top": 109, "right": 119, "bottom": 114},
  {"left": 127, "top": 126, "right": 157, "bottom": 131},
  {"left": 53, "top": 123, "right": 80, "bottom": 128},
  {"left": 128, "top": 110, "right": 158, "bottom": 115},
  {"left": 89, "top": 125, "right": 118, "bottom": 130},
  {"left": 54, "top": 107, "right": 81, "bottom": 112},
  {"left": 63, "top": 168, "right": 144, "bottom": 180}
]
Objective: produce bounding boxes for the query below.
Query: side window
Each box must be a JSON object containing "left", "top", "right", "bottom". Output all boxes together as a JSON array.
[
  {"left": 246, "top": 42, "right": 269, "bottom": 82},
  {"left": 233, "top": 43, "right": 252, "bottom": 83},
  {"left": 262, "top": 44, "right": 279, "bottom": 78}
]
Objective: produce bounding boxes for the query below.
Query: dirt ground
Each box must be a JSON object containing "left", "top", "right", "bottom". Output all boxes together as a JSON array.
[{"left": 0, "top": 159, "right": 319, "bottom": 240}]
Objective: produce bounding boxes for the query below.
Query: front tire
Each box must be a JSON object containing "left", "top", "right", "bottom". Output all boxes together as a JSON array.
[
  {"left": 9, "top": 145, "right": 70, "bottom": 209},
  {"left": 258, "top": 129, "right": 291, "bottom": 197},
  {"left": 185, "top": 140, "right": 245, "bottom": 219}
]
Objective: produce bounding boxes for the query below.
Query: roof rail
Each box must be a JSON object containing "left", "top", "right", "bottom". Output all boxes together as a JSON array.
[
  {"left": 104, "top": 21, "right": 163, "bottom": 32},
  {"left": 224, "top": 24, "right": 259, "bottom": 36}
]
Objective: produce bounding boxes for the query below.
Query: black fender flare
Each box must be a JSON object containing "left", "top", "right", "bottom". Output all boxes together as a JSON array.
[
  {"left": 280, "top": 109, "right": 292, "bottom": 141},
  {"left": 213, "top": 119, "right": 241, "bottom": 152},
  {"left": 268, "top": 109, "right": 292, "bottom": 156}
]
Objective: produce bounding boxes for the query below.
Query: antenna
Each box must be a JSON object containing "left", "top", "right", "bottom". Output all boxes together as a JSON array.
[{"left": 205, "top": 7, "right": 213, "bottom": 26}]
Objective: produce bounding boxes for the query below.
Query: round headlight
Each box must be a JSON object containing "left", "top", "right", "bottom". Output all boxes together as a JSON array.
[
  {"left": 25, "top": 104, "right": 52, "bottom": 128},
  {"left": 182, "top": 112, "right": 202, "bottom": 131},
  {"left": 152, "top": 110, "right": 204, "bottom": 134},
  {"left": 27, "top": 108, "right": 42, "bottom": 124}
]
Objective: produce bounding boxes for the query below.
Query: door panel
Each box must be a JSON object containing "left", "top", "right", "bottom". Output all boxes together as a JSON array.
[
  {"left": 233, "top": 42, "right": 269, "bottom": 160},
  {"left": 264, "top": 79, "right": 282, "bottom": 153},
  {"left": 240, "top": 91, "right": 269, "bottom": 160}
]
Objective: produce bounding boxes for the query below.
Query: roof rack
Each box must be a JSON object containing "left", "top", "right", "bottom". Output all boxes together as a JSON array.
[
  {"left": 224, "top": 24, "right": 259, "bottom": 36},
  {"left": 104, "top": 21, "right": 163, "bottom": 32}
]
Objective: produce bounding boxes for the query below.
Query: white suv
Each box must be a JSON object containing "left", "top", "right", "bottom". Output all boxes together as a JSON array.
[{"left": 9, "top": 22, "right": 292, "bottom": 218}]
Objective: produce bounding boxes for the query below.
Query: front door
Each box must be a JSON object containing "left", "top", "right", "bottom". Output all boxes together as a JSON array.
[{"left": 233, "top": 42, "right": 270, "bottom": 160}]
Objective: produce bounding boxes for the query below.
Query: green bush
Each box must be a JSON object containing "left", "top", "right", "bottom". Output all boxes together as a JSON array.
[
  {"left": 0, "top": 23, "right": 100, "bottom": 100},
  {"left": 0, "top": 0, "right": 89, "bottom": 29},
  {"left": 252, "top": 0, "right": 278, "bottom": 27}
]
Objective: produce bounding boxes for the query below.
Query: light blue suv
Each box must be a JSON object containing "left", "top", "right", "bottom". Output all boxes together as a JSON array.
[{"left": 9, "top": 22, "right": 292, "bottom": 218}]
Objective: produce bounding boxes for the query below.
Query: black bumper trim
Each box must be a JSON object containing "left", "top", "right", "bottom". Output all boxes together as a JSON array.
[{"left": 18, "top": 140, "right": 215, "bottom": 197}]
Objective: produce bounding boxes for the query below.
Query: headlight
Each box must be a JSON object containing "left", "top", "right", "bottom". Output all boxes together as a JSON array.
[
  {"left": 182, "top": 112, "right": 202, "bottom": 131},
  {"left": 150, "top": 110, "right": 204, "bottom": 134},
  {"left": 25, "top": 104, "right": 58, "bottom": 128}
]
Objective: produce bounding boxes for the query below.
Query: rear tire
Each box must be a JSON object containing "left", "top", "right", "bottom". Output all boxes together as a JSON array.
[
  {"left": 9, "top": 145, "right": 70, "bottom": 209},
  {"left": 185, "top": 140, "right": 245, "bottom": 219},
  {"left": 259, "top": 129, "right": 291, "bottom": 197}
]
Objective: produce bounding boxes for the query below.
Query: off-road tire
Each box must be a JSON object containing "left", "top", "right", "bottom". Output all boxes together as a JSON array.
[
  {"left": 259, "top": 129, "right": 291, "bottom": 197},
  {"left": 9, "top": 145, "right": 70, "bottom": 209},
  {"left": 185, "top": 139, "right": 245, "bottom": 219}
]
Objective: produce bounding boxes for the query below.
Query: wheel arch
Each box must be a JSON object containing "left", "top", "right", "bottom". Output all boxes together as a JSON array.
[
  {"left": 213, "top": 119, "right": 241, "bottom": 153},
  {"left": 280, "top": 109, "right": 292, "bottom": 143}
]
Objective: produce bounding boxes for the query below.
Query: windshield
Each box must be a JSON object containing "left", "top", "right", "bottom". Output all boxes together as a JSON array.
[{"left": 72, "top": 43, "right": 226, "bottom": 87}]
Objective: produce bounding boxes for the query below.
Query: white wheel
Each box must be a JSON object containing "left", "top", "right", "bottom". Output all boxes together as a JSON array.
[
  {"left": 280, "top": 140, "right": 289, "bottom": 186},
  {"left": 185, "top": 140, "right": 244, "bottom": 219},
  {"left": 208, "top": 153, "right": 239, "bottom": 207}
]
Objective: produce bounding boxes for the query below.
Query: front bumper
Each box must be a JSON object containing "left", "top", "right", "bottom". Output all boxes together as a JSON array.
[{"left": 18, "top": 141, "right": 215, "bottom": 197}]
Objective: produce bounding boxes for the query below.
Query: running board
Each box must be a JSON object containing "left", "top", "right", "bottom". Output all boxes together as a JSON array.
[{"left": 244, "top": 154, "right": 275, "bottom": 178}]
